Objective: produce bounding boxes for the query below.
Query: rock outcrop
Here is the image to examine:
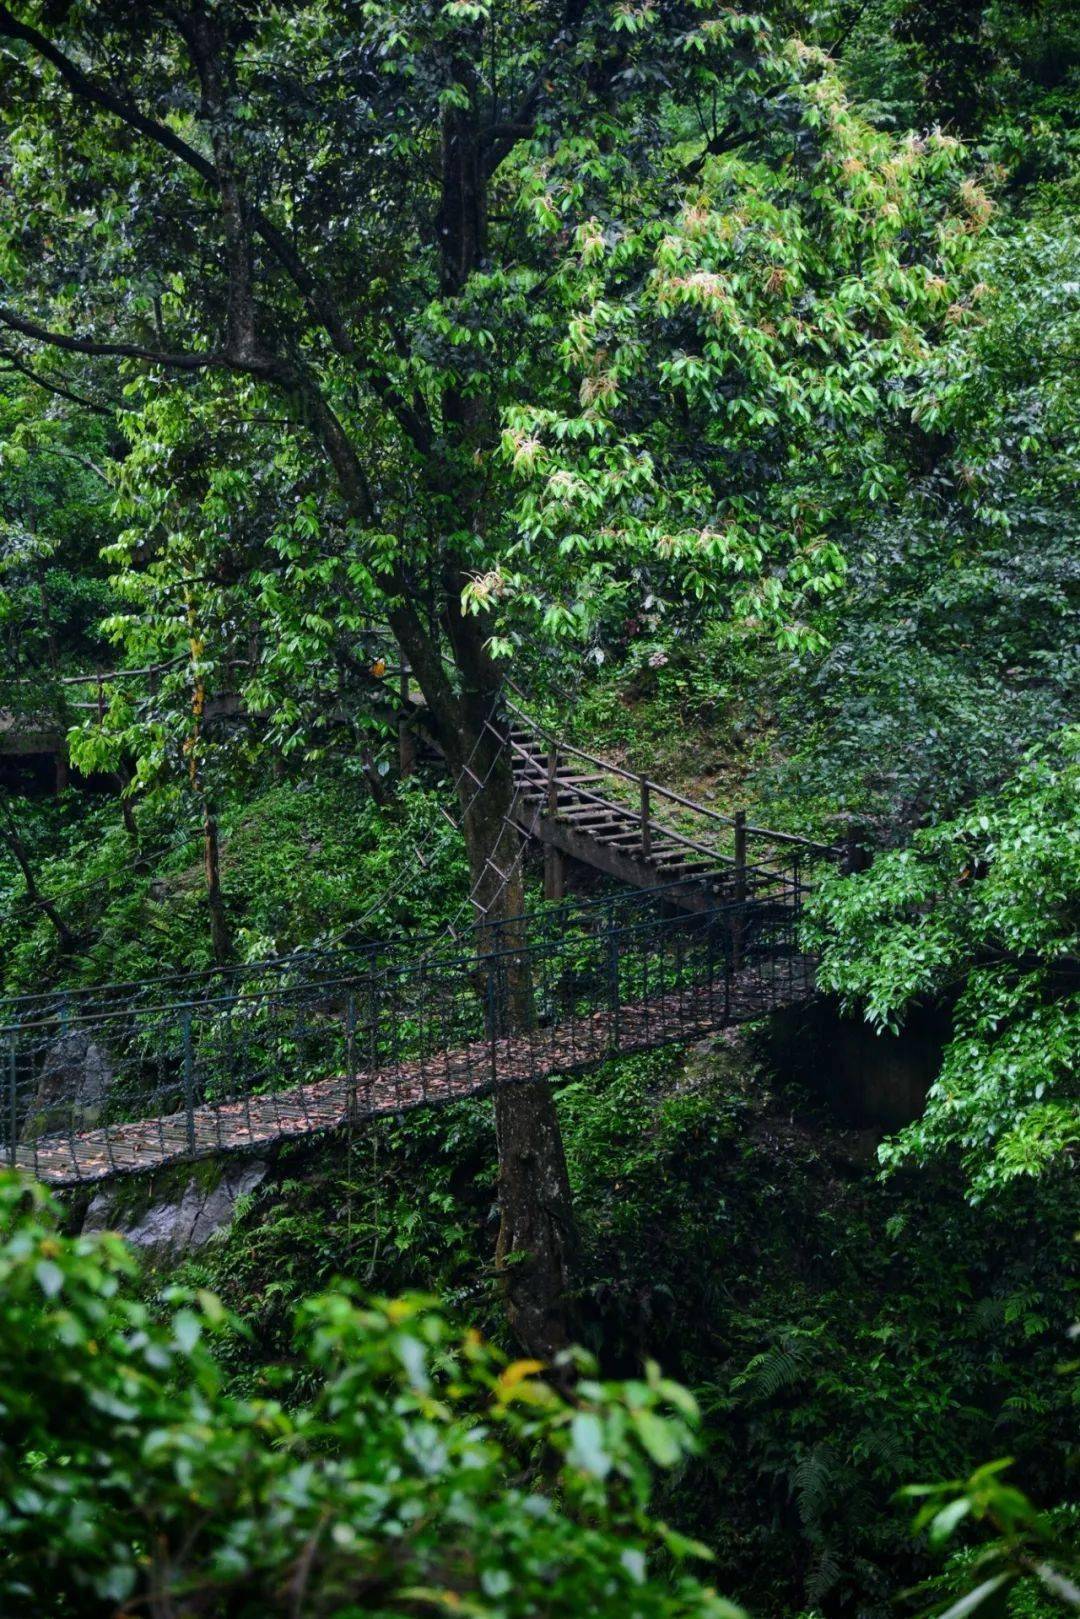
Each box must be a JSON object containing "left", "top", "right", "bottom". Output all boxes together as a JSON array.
[{"left": 82, "top": 1157, "right": 268, "bottom": 1262}]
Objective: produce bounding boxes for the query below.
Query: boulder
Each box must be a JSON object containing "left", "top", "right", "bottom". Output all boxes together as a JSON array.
[
  {"left": 22, "top": 1029, "right": 111, "bottom": 1141},
  {"left": 82, "top": 1157, "right": 268, "bottom": 1262}
]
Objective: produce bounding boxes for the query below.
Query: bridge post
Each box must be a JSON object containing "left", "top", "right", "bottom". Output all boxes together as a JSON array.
[
  {"left": 486, "top": 948, "right": 500, "bottom": 1084},
  {"left": 733, "top": 811, "right": 747, "bottom": 902},
  {"left": 346, "top": 992, "right": 357, "bottom": 1124},
  {"left": 6, "top": 1035, "right": 15, "bottom": 1169},
  {"left": 732, "top": 811, "right": 747, "bottom": 972},
  {"left": 640, "top": 775, "right": 651, "bottom": 859},
  {"left": 367, "top": 951, "right": 380, "bottom": 1081},
  {"left": 843, "top": 822, "right": 870, "bottom": 875},
  {"left": 544, "top": 846, "right": 565, "bottom": 903},
  {"left": 607, "top": 906, "right": 621, "bottom": 1054},
  {"left": 544, "top": 747, "right": 565, "bottom": 902},
  {"left": 181, "top": 1008, "right": 196, "bottom": 1157}
]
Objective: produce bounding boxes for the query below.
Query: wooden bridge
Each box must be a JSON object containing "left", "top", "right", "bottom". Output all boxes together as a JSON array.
[
  {"left": 500, "top": 699, "right": 843, "bottom": 906},
  {"left": 1, "top": 663, "right": 856, "bottom": 1189},
  {"left": 2, "top": 875, "right": 823, "bottom": 1189}
]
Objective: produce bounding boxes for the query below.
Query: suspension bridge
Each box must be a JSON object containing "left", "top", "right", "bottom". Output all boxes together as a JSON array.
[
  {"left": 2, "top": 874, "right": 822, "bottom": 1188},
  {"left": 2, "top": 667, "right": 852, "bottom": 1189}
]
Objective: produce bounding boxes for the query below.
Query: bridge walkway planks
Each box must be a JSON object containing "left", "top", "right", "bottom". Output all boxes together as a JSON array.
[{"left": 14, "top": 955, "right": 815, "bottom": 1188}]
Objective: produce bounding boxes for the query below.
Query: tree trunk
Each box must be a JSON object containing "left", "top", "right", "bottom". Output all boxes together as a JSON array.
[
  {"left": 1, "top": 811, "right": 78, "bottom": 953},
  {"left": 492, "top": 1079, "right": 578, "bottom": 1359},
  {"left": 456, "top": 707, "right": 578, "bottom": 1358},
  {"left": 201, "top": 801, "right": 230, "bottom": 965}
]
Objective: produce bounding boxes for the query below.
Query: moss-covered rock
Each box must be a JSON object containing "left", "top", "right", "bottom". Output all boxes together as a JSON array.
[{"left": 81, "top": 1156, "right": 268, "bottom": 1263}]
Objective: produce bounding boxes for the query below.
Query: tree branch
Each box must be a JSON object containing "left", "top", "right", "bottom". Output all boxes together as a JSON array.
[
  {"left": 0, "top": 306, "right": 228, "bottom": 371},
  {"left": 0, "top": 807, "right": 79, "bottom": 953},
  {"left": 0, "top": 345, "right": 115, "bottom": 416},
  {"left": 0, "top": 5, "right": 435, "bottom": 457}
]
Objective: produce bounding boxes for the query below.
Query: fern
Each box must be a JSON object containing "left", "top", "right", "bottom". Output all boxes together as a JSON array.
[
  {"left": 806, "top": 1545, "right": 844, "bottom": 1607},
  {"left": 732, "top": 1329, "right": 816, "bottom": 1401},
  {"left": 856, "top": 1427, "right": 909, "bottom": 1478},
  {"left": 794, "top": 1444, "right": 837, "bottom": 1534}
]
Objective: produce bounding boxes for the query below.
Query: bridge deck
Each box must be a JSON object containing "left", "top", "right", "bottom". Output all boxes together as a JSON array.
[{"left": 13, "top": 956, "right": 814, "bottom": 1187}]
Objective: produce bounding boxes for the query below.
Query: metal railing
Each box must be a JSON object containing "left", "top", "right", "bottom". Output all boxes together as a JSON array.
[
  {"left": 1, "top": 877, "right": 814, "bottom": 1187},
  {"left": 504, "top": 698, "right": 847, "bottom": 885}
]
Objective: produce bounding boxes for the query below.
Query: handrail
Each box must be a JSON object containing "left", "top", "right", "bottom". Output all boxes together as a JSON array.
[
  {"left": 0, "top": 905, "right": 715, "bottom": 1033},
  {"left": 744, "top": 823, "right": 842, "bottom": 854},
  {"left": 0, "top": 880, "right": 796, "bottom": 1035},
  {"left": 0, "top": 872, "right": 746, "bottom": 1017},
  {"left": 506, "top": 696, "right": 841, "bottom": 863}
]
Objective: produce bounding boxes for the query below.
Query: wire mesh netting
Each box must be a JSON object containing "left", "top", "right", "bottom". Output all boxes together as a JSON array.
[{"left": 0, "top": 875, "right": 814, "bottom": 1186}]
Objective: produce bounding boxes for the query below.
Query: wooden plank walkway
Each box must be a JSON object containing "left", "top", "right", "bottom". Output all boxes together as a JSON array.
[
  {"left": 490, "top": 703, "right": 839, "bottom": 906},
  {"left": 15, "top": 956, "right": 815, "bottom": 1187}
]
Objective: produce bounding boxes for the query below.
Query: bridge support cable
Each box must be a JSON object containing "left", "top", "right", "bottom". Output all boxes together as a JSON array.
[{"left": 0, "top": 876, "right": 815, "bottom": 1187}]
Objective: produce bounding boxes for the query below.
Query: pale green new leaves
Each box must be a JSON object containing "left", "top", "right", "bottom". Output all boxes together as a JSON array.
[{"left": 496, "top": 18, "right": 984, "bottom": 647}]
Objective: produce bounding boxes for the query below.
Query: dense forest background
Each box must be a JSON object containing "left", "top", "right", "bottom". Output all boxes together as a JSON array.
[{"left": 0, "top": 1, "right": 1077, "bottom": 1615}]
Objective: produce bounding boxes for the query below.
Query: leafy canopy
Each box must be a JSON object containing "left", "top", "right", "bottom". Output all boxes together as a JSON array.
[{"left": 0, "top": 2, "right": 985, "bottom": 682}]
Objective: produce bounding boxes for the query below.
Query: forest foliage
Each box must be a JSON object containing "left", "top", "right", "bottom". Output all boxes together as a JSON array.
[{"left": 0, "top": 0, "right": 1078, "bottom": 1614}]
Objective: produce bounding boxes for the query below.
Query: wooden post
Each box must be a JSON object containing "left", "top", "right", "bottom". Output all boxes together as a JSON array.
[
  {"left": 345, "top": 992, "right": 357, "bottom": 1124},
  {"left": 843, "top": 822, "right": 868, "bottom": 875},
  {"left": 607, "top": 907, "right": 621, "bottom": 1053},
  {"left": 546, "top": 746, "right": 559, "bottom": 817},
  {"left": 182, "top": 1009, "right": 196, "bottom": 1157},
  {"left": 733, "top": 811, "right": 747, "bottom": 903},
  {"left": 640, "top": 775, "right": 651, "bottom": 859},
  {"left": 6, "top": 1037, "right": 16, "bottom": 1169},
  {"left": 544, "top": 844, "right": 565, "bottom": 902}
]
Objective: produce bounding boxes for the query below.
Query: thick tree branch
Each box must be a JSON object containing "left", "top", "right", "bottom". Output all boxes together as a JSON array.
[
  {"left": 0, "top": 5, "right": 434, "bottom": 457},
  {"left": 0, "top": 5, "right": 218, "bottom": 180},
  {"left": 0, "top": 345, "right": 115, "bottom": 416},
  {"left": 386, "top": 597, "right": 463, "bottom": 748},
  {"left": 0, "top": 306, "right": 228, "bottom": 370}
]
